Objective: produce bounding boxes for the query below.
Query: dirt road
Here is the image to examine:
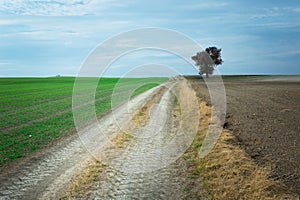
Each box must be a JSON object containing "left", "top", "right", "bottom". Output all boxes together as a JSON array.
[
  {"left": 187, "top": 76, "right": 300, "bottom": 195},
  {"left": 0, "top": 83, "right": 165, "bottom": 199},
  {"left": 0, "top": 79, "right": 206, "bottom": 199},
  {"left": 84, "top": 79, "right": 205, "bottom": 199}
]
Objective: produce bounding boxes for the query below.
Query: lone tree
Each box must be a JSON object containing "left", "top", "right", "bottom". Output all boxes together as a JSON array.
[{"left": 191, "top": 46, "right": 223, "bottom": 78}]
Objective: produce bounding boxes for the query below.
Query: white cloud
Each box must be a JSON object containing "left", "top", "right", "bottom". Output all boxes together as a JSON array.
[
  {"left": 183, "top": 1, "right": 228, "bottom": 9},
  {"left": 0, "top": 0, "right": 121, "bottom": 16},
  {"left": 196, "top": 35, "right": 258, "bottom": 46},
  {"left": 0, "top": 19, "right": 18, "bottom": 25},
  {"left": 0, "top": 18, "right": 131, "bottom": 44},
  {"left": 266, "top": 50, "right": 300, "bottom": 57},
  {"left": 250, "top": 7, "right": 283, "bottom": 19},
  {"left": 292, "top": 7, "right": 300, "bottom": 12},
  {"left": 251, "top": 6, "right": 300, "bottom": 19},
  {"left": 253, "top": 22, "right": 300, "bottom": 28},
  {"left": 0, "top": 61, "right": 13, "bottom": 66}
]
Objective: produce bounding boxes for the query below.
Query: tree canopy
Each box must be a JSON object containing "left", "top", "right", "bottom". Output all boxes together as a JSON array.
[{"left": 191, "top": 47, "right": 223, "bottom": 78}]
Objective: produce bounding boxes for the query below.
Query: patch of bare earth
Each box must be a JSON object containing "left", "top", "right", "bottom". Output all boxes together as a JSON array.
[{"left": 186, "top": 76, "right": 300, "bottom": 199}]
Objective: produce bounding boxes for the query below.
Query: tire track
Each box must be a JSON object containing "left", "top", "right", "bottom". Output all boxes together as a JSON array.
[{"left": 85, "top": 79, "right": 206, "bottom": 200}]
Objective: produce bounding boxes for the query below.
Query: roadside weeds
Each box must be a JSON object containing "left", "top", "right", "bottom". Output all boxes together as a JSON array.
[{"left": 60, "top": 160, "right": 106, "bottom": 199}]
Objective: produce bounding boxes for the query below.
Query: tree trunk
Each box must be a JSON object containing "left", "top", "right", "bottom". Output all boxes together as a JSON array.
[{"left": 206, "top": 73, "right": 209, "bottom": 78}]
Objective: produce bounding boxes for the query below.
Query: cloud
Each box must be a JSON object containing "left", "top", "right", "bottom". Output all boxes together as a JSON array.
[
  {"left": 252, "top": 22, "right": 300, "bottom": 28},
  {"left": 293, "top": 7, "right": 300, "bottom": 12},
  {"left": 0, "top": 60, "right": 13, "bottom": 67},
  {"left": 250, "top": 7, "right": 284, "bottom": 19},
  {"left": 1, "top": 29, "right": 80, "bottom": 40},
  {"left": 183, "top": 1, "right": 228, "bottom": 10},
  {"left": 251, "top": 6, "right": 300, "bottom": 19},
  {"left": 265, "top": 50, "right": 300, "bottom": 58},
  {"left": 197, "top": 35, "right": 258, "bottom": 43},
  {"left": 0, "top": 18, "right": 131, "bottom": 44},
  {"left": 0, "top": 0, "right": 120, "bottom": 16},
  {"left": 0, "top": 62, "right": 12, "bottom": 66},
  {"left": 0, "top": 19, "right": 19, "bottom": 25}
]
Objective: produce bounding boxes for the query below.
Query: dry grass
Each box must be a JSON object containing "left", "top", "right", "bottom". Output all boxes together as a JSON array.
[
  {"left": 186, "top": 99, "right": 296, "bottom": 200},
  {"left": 111, "top": 131, "right": 133, "bottom": 148},
  {"left": 60, "top": 159, "right": 106, "bottom": 199},
  {"left": 131, "top": 86, "right": 166, "bottom": 126},
  {"left": 111, "top": 86, "right": 166, "bottom": 148},
  {"left": 201, "top": 131, "right": 278, "bottom": 200}
]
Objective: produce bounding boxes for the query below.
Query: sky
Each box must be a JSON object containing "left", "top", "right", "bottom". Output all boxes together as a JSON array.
[{"left": 0, "top": 0, "right": 300, "bottom": 77}]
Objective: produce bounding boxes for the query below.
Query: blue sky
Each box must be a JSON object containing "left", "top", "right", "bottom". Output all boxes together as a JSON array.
[{"left": 0, "top": 0, "right": 300, "bottom": 77}]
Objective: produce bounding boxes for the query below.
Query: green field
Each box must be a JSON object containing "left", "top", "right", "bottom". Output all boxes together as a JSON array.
[{"left": 0, "top": 77, "right": 167, "bottom": 166}]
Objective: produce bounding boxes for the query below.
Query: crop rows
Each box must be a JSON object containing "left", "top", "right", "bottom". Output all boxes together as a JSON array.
[{"left": 0, "top": 77, "right": 167, "bottom": 166}]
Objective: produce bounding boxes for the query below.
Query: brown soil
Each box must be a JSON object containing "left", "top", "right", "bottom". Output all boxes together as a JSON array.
[{"left": 186, "top": 76, "right": 300, "bottom": 195}]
